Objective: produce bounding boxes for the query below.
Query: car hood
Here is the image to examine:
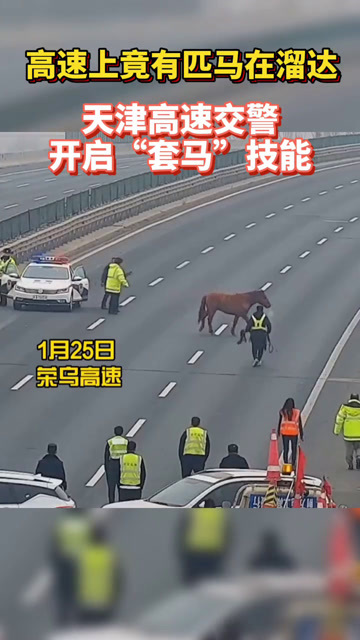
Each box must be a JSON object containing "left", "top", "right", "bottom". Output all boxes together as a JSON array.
[
  {"left": 19, "top": 278, "right": 70, "bottom": 289},
  {"left": 102, "top": 500, "right": 172, "bottom": 509}
]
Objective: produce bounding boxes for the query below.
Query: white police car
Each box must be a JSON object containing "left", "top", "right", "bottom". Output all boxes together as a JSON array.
[{"left": 5, "top": 255, "right": 89, "bottom": 311}]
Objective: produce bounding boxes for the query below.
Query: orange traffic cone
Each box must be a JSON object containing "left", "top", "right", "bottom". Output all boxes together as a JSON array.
[{"left": 266, "top": 429, "right": 281, "bottom": 485}]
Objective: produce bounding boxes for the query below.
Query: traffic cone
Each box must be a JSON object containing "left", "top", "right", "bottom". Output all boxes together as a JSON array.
[
  {"left": 266, "top": 429, "right": 281, "bottom": 485},
  {"left": 262, "top": 483, "right": 277, "bottom": 508}
]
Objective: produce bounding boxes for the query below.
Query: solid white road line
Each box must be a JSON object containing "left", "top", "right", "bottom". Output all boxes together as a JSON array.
[
  {"left": 265, "top": 213, "right": 276, "bottom": 218},
  {"left": 187, "top": 350, "right": 204, "bottom": 365},
  {"left": 89, "top": 183, "right": 101, "bottom": 188},
  {"left": 158, "top": 382, "right": 177, "bottom": 398},
  {"left": 334, "top": 226, "right": 344, "bottom": 233},
  {"left": 11, "top": 374, "right": 33, "bottom": 391},
  {"left": 201, "top": 246, "right": 214, "bottom": 254},
  {"left": 319, "top": 191, "right": 327, "bottom": 195},
  {"left": 87, "top": 318, "right": 105, "bottom": 330},
  {"left": 260, "top": 282, "right": 272, "bottom": 291},
  {"left": 245, "top": 222, "right": 256, "bottom": 229},
  {"left": 16, "top": 183, "right": 29, "bottom": 188},
  {"left": 148, "top": 277, "right": 164, "bottom": 287},
  {"left": 349, "top": 217, "right": 358, "bottom": 223},
  {"left": 70, "top": 160, "right": 360, "bottom": 267},
  {"left": 284, "top": 204, "right": 293, "bottom": 210},
  {"left": 127, "top": 418, "right": 146, "bottom": 438},
  {"left": 299, "top": 251, "right": 311, "bottom": 259},
  {"left": 119, "top": 295, "right": 136, "bottom": 306},
  {"left": 280, "top": 265, "right": 292, "bottom": 274},
  {"left": 302, "top": 197, "right": 311, "bottom": 202},
  {"left": 302, "top": 308, "right": 360, "bottom": 424},
  {"left": 335, "top": 185, "right": 343, "bottom": 189},
  {"left": 350, "top": 180, "right": 358, "bottom": 184},
  {"left": 86, "top": 465, "right": 105, "bottom": 487},
  {"left": 214, "top": 324, "right": 228, "bottom": 336},
  {"left": 176, "top": 260, "right": 190, "bottom": 269},
  {"left": 21, "top": 568, "right": 52, "bottom": 607},
  {"left": 317, "top": 238, "right": 328, "bottom": 245},
  {"left": 4, "top": 203, "right": 18, "bottom": 209},
  {"left": 34, "top": 195, "right": 47, "bottom": 201},
  {"left": 224, "top": 233, "right": 236, "bottom": 240}
]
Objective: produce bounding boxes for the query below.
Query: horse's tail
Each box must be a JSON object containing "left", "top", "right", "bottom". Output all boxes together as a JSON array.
[{"left": 198, "top": 295, "right": 208, "bottom": 323}]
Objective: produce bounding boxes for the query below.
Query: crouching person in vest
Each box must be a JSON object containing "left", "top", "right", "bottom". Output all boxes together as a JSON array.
[
  {"left": 178, "top": 507, "right": 230, "bottom": 585},
  {"left": 178, "top": 417, "right": 210, "bottom": 478},
  {"left": 73, "top": 523, "right": 123, "bottom": 626},
  {"left": 119, "top": 440, "right": 146, "bottom": 502},
  {"left": 105, "top": 426, "right": 129, "bottom": 504}
]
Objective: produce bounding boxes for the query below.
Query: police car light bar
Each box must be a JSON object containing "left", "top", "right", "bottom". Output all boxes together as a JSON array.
[{"left": 31, "top": 255, "right": 70, "bottom": 264}]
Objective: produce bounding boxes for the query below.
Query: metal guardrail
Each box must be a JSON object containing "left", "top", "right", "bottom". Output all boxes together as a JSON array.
[{"left": 1, "top": 134, "right": 360, "bottom": 255}]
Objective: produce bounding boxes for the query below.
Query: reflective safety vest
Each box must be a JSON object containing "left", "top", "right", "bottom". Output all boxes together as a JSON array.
[
  {"left": 120, "top": 453, "right": 142, "bottom": 487},
  {"left": 183, "top": 427, "right": 207, "bottom": 456},
  {"left": 108, "top": 436, "right": 128, "bottom": 459},
  {"left": 280, "top": 408, "right": 301, "bottom": 436},
  {"left": 77, "top": 544, "right": 115, "bottom": 609},
  {"left": 334, "top": 402, "right": 360, "bottom": 441},
  {"left": 251, "top": 314, "right": 267, "bottom": 331},
  {"left": 185, "top": 509, "right": 226, "bottom": 553},
  {"left": 105, "top": 263, "right": 128, "bottom": 294},
  {"left": 56, "top": 518, "right": 92, "bottom": 558}
]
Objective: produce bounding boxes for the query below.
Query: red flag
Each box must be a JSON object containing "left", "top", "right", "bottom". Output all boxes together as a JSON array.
[
  {"left": 293, "top": 447, "right": 307, "bottom": 508},
  {"left": 328, "top": 514, "right": 356, "bottom": 600}
]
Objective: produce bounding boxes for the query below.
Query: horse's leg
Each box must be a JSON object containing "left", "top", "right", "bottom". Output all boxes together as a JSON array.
[
  {"left": 207, "top": 308, "right": 215, "bottom": 334},
  {"left": 231, "top": 315, "right": 240, "bottom": 336},
  {"left": 199, "top": 314, "right": 206, "bottom": 332}
]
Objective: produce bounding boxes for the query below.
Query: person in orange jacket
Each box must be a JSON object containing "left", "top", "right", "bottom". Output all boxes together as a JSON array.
[{"left": 277, "top": 398, "right": 304, "bottom": 467}]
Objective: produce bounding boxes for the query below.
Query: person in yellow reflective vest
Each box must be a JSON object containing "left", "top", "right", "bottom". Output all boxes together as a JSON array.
[
  {"left": 50, "top": 510, "right": 94, "bottom": 627},
  {"left": 104, "top": 426, "right": 129, "bottom": 504},
  {"left": 242, "top": 304, "right": 272, "bottom": 367},
  {"left": 178, "top": 506, "right": 230, "bottom": 584},
  {"left": 73, "top": 524, "right": 122, "bottom": 625},
  {"left": 334, "top": 393, "right": 360, "bottom": 470},
  {"left": 105, "top": 257, "right": 129, "bottom": 315},
  {"left": 119, "top": 440, "right": 146, "bottom": 502},
  {"left": 0, "top": 247, "right": 17, "bottom": 307},
  {"left": 178, "top": 416, "right": 210, "bottom": 478}
]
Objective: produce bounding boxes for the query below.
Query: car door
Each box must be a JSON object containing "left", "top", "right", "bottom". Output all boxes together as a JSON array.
[
  {"left": 72, "top": 265, "right": 89, "bottom": 301},
  {"left": 0, "top": 262, "right": 20, "bottom": 296},
  {"left": 0, "top": 482, "right": 19, "bottom": 508},
  {"left": 194, "top": 481, "right": 248, "bottom": 508}
]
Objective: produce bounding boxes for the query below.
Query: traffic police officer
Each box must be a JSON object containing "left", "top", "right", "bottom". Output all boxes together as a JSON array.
[
  {"left": 239, "top": 304, "right": 272, "bottom": 367},
  {"left": 178, "top": 508, "right": 230, "bottom": 584},
  {"left": 0, "top": 247, "right": 17, "bottom": 307},
  {"left": 104, "top": 426, "right": 129, "bottom": 503},
  {"left": 119, "top": 440, "right": 146, "bottom": 502},
  {"left": 334, "top": 393, "right": 360, "bottom": 470},
  {"left": 105, "top": 257, "right": 129, "bottom": 315},
  {"left": 178, "top": 417, "right": 210, "bottom": 478}
]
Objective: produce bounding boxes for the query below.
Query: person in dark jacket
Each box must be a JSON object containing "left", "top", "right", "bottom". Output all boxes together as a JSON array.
[
  {"left": 104, "top": 426, "right": 129, "bottom": 503},
  {"left": 247, "top": 531, "right": 296, "bottom": 572},
  {"left": 239, "top": 304, "right": 272, "bottom": 367},
  {"left": 36, "top": 443, "right": 67, "bottom": 490},
  {"left": 178, "top": 417, "right": 210, "bottom": 478},
  {"left": 219, "top": 444, "right": 249, "bottom": 469}
]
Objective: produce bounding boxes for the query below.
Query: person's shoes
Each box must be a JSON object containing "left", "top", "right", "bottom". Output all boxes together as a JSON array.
[
  {"left": 253, "top": 359, "right": 258, "bottom": 367},
  {"left": 101, "top": 305, "right": 107, "bottom": 310},
  {"left": 258, "top": 359, "right": 262, "bottom": 366},
  {"left": 356, "top": 458, "right": 360, "bottom": 470},
  {"left": 348, "top": 462, "right": 354, "bottom": 470}
]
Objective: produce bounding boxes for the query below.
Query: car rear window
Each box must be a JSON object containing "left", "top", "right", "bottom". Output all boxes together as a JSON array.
[{"left": 148, "top": 477, "right": 213, "bottom": 507}]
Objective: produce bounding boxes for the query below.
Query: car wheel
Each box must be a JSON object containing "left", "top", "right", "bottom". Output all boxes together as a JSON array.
[
  {"left": 64, "top": 298, "right": 73, "bottom": 312},
  {"left": 73, "top": 301, "right": 81, "bottom": 309},
  {"left": 13, "top": 301, "right": 21, "bottom": 311}
]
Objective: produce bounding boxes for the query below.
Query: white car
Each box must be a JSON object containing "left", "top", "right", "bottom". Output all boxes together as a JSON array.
[
  {"left": 2, "top": 255, "right": 89, "bottom": 311},
  {"left": 0, "top": 470, "right": 76, "bottom": 508},
  {"left": 103, "top": 469, "right": 330, "bottom": 509}
]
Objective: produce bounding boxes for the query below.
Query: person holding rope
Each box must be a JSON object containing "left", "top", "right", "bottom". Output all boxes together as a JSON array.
[{"left": 238, "top": 304, "right": 272, "bottom": 367}]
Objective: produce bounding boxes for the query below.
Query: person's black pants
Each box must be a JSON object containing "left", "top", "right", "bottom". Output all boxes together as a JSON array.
[
  {"left": 282, "top": 435, "right": 298, "bottom": 466},
  {"left": 101, "top": 290, "right": 110, "bottom": 309},
  {"left": 108, "top": 292, "right": 120, "bottom": 314},
  {"left": 119, "top": 487, "right": 142, "bottom": 501},
  {"left": 180, "top": 552, "right": 224, "bottom": 585},
  {"left": 106, "top": 473, "right": 120, "bottom": 503},
  {"left": 251, "top": 335, "right": 266, "bottom": 361},
  {"left": 180, "top": 455, "right": 206, "bottom": 478}
]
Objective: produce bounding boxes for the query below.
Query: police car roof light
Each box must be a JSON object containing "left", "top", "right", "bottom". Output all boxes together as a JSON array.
[{"left": 31, "top": 255, "right": 70, "bottom": 264}]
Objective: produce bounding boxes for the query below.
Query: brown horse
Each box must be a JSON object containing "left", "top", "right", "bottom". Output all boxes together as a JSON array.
[{"left": 198, "top": 290, "right": 271, "bottom": 336}]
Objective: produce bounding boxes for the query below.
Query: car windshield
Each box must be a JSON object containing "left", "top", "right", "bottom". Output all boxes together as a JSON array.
[
  {"left": 148, "top": 477, "right": 213, "bottom": 507},
  {"left": 23, "top": 265, "right": 69, "bottom": 280}
]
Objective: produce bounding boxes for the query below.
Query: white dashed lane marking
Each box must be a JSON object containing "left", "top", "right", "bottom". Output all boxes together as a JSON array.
[
  {"left": 214, "top": 324, "right": 228, "bottom": 336},
  {"left": 148, "top": 277, "right": 164, "bottom": 287},
  {"left": 34, "top": 195, "right": 47, "bottom": 201},
  {"left": 119, "top": 296, "right": 136, "bottom": 306},
  {"left": 158, "top": 382, "right": 177, "bottom": 398},
  {"left": 245, "top": 222, "right": 256, "bottom": 229},
  {"left": 335, "top": 185, "right": 343, "bottom": 190},
  {"left": 224, "top": 233, "right": 236, "bottom": 240},
  {"left": 302, "top": 197, "right": 311, "bottom": 202},
  {"left": 44, "top": 178, "right": 56, "bottom": 182},
  {"left": 176, "top": 261, "right": 190, "bottom": 269},
  {"left": 349, "top": 217, "right": 358, "bottom": 223},
  {"left": 284, "top": 204, "right": 293, "bottom": 210},
  {"left": 4, "top": 203, "right": 18, "bottom": 209},
  {"left": 89, "top": 183, "right": 101, "bottom": 188},
  {"left": 317, "top": 238, "right": 328, "bottom": 245},
  {"left": 16, "top": 183, "right": 29, "bottom": 188},
  {"left": 260, "top": 282, "right": 272, "bottom": 291},
  {"left": 127, "top": 418, "right": 146, "bottom": 438},
  {"left": 187, "top": 350, "right": 204, "bottom": 365},
  {"left": 201, "top": 246, "right": 214, "bottom": 254},
  {"left": 63, "top": 189, "right": 74, "bottom": 194},
  {"left": 350, "top": 180, "right": 358, "bottom": 184},
  {"left": 87, "top": 318, "right": 105, "bottom": 330},
  {"left": 11, "top": 374, "right": 33, "bottom": 391},
  {"left": 333, "top": 226, "right": 344, "bottom": 233},
  {"left": 21, "top": 569, "right": 52, "bottom": 607},
  {"left": 280, "top": 265, "right": 292, "bottom": 274},
  {"left": 319, "top": 191, "right": 327, "bottom": 195},
  {"left": 299, "top": 251, "right": 310, "bottom": 259},
  {"left": 265, "top": 213, "right": 276, "bottom": 218}
]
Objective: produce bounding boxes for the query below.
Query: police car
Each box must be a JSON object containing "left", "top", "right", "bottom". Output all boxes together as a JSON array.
[
  {"left": 103, "top": 469, "right": 331, "bottom": 509},
  {"left": 0, "top": 471, "right": 75, "bottom": 508},
  {"left": 3, "top": 255, "right": 89, "bottom": 311}
]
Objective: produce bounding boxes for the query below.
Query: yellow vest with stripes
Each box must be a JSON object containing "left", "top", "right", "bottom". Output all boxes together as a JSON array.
[{"left": 183, "top": 427, "right": 207, "bottom": 456}]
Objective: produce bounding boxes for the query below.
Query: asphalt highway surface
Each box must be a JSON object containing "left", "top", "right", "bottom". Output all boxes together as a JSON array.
[
  {"left": 0, "top": 154, "right": 149, "bottom": 219},
  {"left": 0, "top": 160, "right": 359, "bottom": 637}
]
